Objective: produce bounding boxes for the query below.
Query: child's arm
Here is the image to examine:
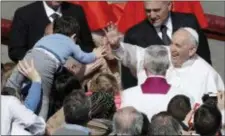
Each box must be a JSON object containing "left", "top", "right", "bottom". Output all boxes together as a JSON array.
[{"left": 71, "top": 43, "right": 106, "bottom": 64}]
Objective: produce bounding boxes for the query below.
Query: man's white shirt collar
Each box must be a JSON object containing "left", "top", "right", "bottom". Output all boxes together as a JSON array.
[
  {"left": 155, "top": 15, "right": 173, "bottom": 39},
  {"left": 42, "top": 1, "right": 62, "bottom": 22},
  {"left": 172, "top": 55, "right": 197, "bottom": 69}
]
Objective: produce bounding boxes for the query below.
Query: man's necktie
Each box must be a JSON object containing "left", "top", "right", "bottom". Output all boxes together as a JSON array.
[
  {"left": 161, "top": 25, "right": 171, "bottom": 45},
  {"left": 50, "top": 13, "right": 60, "bottom": 20}
]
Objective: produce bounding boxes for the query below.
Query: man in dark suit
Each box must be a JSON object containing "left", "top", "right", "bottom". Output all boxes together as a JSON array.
[
  {"left": 9, "top": 1, "right": 95, "bottom": 62},
  {"left": 122, "top": 1, "right": 211, "bottom": 89}
]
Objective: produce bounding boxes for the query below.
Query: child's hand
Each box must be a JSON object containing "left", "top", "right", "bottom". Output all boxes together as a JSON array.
[
  {"left": 93, "top": 46, "right": 107, "bottom": 59},
  {"left": 18, "top": 59, "right": 41, "bottom": 82}
]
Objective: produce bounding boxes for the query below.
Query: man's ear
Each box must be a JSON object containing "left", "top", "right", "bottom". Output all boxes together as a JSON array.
[
  {"left": 189, "top": 46, "right": 197, "bottom": 57},
  {"left": 168, "top": 1, "right": 172, "bottom": 11}
]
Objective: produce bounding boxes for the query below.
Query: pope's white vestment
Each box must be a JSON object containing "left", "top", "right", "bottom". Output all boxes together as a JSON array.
[{"left": 114, "top": 42, "right": 224, "bottom": 103}]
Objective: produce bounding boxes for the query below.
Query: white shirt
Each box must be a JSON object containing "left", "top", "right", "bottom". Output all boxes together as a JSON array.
[
  {"left": 1, "top": 95, "right": 46, "bottom": 135},
  {"left": 120, "top": 81, "right": 194, "bottom": 120},
  {"left": 42, "top": 1, "right": 62, "bottom": 22},
  {"left": 113, "top": 42, "right": 224, "bottom": 103},
  {"left": 155, "top": 16, "right": 173, "bottom": 39}
]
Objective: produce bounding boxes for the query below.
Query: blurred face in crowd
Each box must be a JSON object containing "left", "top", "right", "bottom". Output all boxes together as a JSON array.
[
  {"left": 144, "top": 1, "right": 172, "bottom": 27},
  {"left": 170, "top": 29, "right": 197, "bottom": 67},
  {"left": 46, "top": 1, "right": 62, "bottom": 10}
]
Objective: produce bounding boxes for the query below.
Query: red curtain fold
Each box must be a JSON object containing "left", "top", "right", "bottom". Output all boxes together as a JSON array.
[
  {"left": 172, "top": 1, "right": 208, "bottom": 28},
  {"left": 110, "top": 2, "right": 126, "bottom": 24},
  {"left": 1, "top": 19, "right": 12, "bottom": 37},
  {"left": 117, "top": 1, "right": 146, "bottom": 33},
  {"left": 69, "top": 1, "right": 117, "bottom": 31}
]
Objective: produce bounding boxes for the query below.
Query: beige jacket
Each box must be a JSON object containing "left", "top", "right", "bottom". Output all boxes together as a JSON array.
[{"left": 46, "top": 108, "right": 112, "bottom": 135}]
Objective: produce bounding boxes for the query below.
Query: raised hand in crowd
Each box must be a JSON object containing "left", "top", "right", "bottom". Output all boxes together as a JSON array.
[
  {"left": 18, "top": 59, "right": 41, "bottom": 82},
  {"left": 93, "top": 46, "right": 108, "bottom": 58},
  {"left": 103, "top": 22, "right": 123, "bottom": 49},
  {"left": 101, "top": 37, "right": 114, "bottom": 60},
  {"left": 217, "top": 91, "right": 225, "bottom": 111},
  {"left": 183, "top": 109, "right": 194, "bottom": 126},
  {"left": 182, "top": 109, "right": 197, "bottom": 135}
]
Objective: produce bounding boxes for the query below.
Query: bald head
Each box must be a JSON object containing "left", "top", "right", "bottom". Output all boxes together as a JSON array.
[
  {"left": 144, "top": 1, "right": 172, "bottom": 27},
  {"left": 112, "top": 107, "right": 143, "bottom": 135},
  {"left": 150, "top": 112, "right": 181, "bottom": 135}
]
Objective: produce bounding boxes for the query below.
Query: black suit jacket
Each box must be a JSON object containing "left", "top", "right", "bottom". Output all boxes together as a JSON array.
[
  {"left": 122, "top": 12, "right": 211, "bottom": 89},
  {"left": 9, "top": 1, "right": 95, "bottom": 62}
]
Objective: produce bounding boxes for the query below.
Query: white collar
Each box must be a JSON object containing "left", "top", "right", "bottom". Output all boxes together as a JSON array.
[
  {"left": 181, "top": 55, "right": 197, "bottom": 68},
  {"left": 173, "top": 55, "right": 197, "bottom": 69},
  {"left": 42, "top": 1, "right": 62, "bottom": 18},
  {"left": 155, "top": 14, "right": 172, "bottom": 32},
  {"left": 164, "top": 15, "right": 172, "bottom": 32}
]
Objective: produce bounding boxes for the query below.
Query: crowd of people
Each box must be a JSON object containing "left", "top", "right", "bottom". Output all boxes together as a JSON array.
[{"left": 1, "top": 1, "right": 225, "bottom": 135}]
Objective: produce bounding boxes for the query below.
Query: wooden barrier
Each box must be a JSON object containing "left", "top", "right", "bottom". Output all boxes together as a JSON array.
[{"left": 204, "top": 14, "right": 225, "bottom": 41}]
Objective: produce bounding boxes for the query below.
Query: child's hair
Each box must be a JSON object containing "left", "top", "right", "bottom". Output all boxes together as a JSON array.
[
  {"left": 53, "top": 16, "right": 80, "bottom": 37},
  {"left": 89, "top": 73, "right": 119, "bottom": 94}
]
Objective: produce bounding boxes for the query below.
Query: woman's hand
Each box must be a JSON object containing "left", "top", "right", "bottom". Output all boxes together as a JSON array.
[{"left": 18, "top": 59, "right": 41, "bottom": 82}]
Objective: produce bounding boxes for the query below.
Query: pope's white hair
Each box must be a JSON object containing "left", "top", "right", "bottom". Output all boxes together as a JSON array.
[{"left": 180, "top": 27, "right": 199, "bottom": 47}]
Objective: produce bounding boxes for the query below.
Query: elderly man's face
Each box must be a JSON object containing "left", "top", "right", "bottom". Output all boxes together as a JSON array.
[
  {"left": 170, "top": 30, "right": 196, "bottom": 67},
  {"left": 144, "top": 1, "right": 171, "bottom": 27},
  {"left": 46, "top": 1, "right": 62, "bottom": 10}
]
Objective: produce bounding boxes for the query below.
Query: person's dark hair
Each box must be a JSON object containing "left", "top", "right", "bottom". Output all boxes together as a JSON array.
[
  {"left": 89, "top": 92, "right": 116, "bottom": 120},
  {"left": 1, "top": 63, "right": 3, "bottom": 70},
  {"left": 150, "top": 111, "right": 182, "bottom": 135},
  {"left": 167, "top": 95, "right": 191, "bottom": 122},
  {"left": 48, "top": 68, "right": 82, "bottom": 117},
  {"left": 194, "top": 100, "right": 222, "bottom": 136},
  {"left": 63, "top": 89, "right": 90, "bottom": 125},
  {"left": 141, "top": 113, "right": 150, "bottom": 135},
  {"left": 1, "top": 87, "right": 20, "bottom": 99},
  {"left": 54, "top": 69, "right": 81, "bottom": 97},
  {"left": 53, "top": 16, "right": 80, "bottom": 37}
]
